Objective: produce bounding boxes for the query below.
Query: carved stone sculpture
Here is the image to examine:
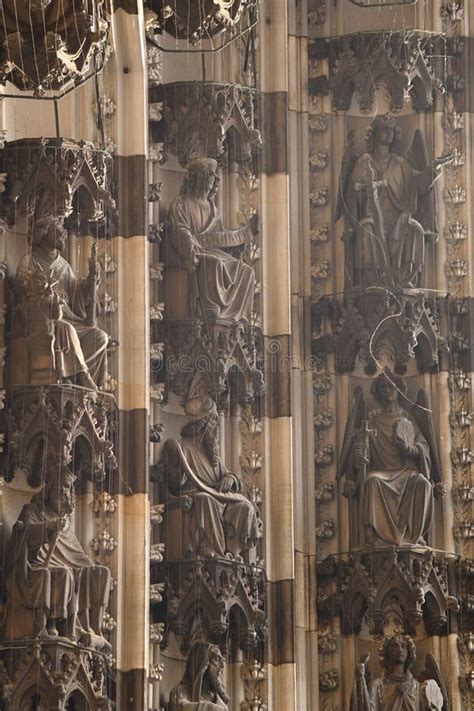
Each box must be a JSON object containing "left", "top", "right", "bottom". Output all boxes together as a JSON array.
[
  {"left": 336, "top": 114, "right": 452, "bottom": 289},
  {"left": 350, "top": 633, "right": 449, "bottom": 711},
  {"left": 5, "top": 462, "right": 110, "bottom": 649},
  {"left": 4, "top": 385, "right": 116, "bottom": 488},
  {"left": 157, "top": 557, "right": 266, "bottom": 654},
  {"left": 13, "top": 214, "right": 108, "bottom": 389},
  {"left": 158, "top": 394, "right": 261, "bottom": 560},
  {"left": 165, "top": 158, "right": 257, "bottom": 321},
  {"left": 154, "top": 0, "right": 254, "bottom": 44},
  {"left": 169, "top": 642, "right": 229, "bottom": 710},
  {"left": 1, "top": 139, "right": 114, "bottom": 228},
  {"left": 309, "top": 32, "right": 442, "bottom": 113},
  {"left": 152, "top": 318, "right": 264, "bottom": 412},
  {"left": 312, "top": 292, "right": 444, "bottom": 375},
  {"left": 338, "top": 371, "right": 443, "bottom": 547},
  {"left": 0, "top": 640, "right": 112, "bottom": 709},
  {"left": 321, "top": 548, "right": 457, "bottom": 637},
  {"left": 154, "top": 83, "right": 261, "bottom": 165},
  {"left": 0, "top": 0, "right": 111, "bottom": 92}
]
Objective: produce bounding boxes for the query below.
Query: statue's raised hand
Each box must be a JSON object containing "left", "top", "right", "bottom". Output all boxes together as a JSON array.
[{"left": 357, "top": 652, "right": 370, "bottom": 679}]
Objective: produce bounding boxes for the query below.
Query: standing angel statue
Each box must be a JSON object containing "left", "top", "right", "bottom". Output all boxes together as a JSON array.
[
  {"left": 336, "top": 114, "right": 452, "bottom": 289},
  {"left": 350, "top": 633, "right": 449, "bottom": 711},
  {"left": 337, "top": 370, "right": 444, "bottom": 547}
]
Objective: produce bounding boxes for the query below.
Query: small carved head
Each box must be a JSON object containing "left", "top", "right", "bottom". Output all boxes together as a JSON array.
[
  {"left": 43, "top": 462, "right": 76, "bottom": 516},
  {"left": 380, "top": 633, "right": 416, "bottom": 672},
  {"left": 366, "top": 114, "right": 402, "bottom": 154},
  {"left": 207, "top": 645, "right": 225, "bottom": 684},
  {"left": 31, "top": 214, "right": 67, "bottom": 252},
  {"left": 183, "top": 158, "right": 219, "bottom": 199},
  {"left": 181, "top": 642, "right": 228, "bottom": 704},
  {"left": 371, "top": 369, "right": 407, "bottom": 405},
  {"left": 182, "top": 396, "right": 220, "bottom": 464}
]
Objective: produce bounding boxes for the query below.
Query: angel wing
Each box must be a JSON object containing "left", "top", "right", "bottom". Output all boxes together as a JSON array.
[
  {"left": 337, "top": 386, "right": 366, "bottom": 481},
  {"left": 335, "top": 129, "right": 359, "bottom": 223},
  {"left": 404, "top": 389, "right": 441, "bottom": 484},
  {"left": 407, "top": 129, "right": 430, "bottom": 173},
  {"left": 419, "top": 653, "right": 450, "bottom": 711},
  {"left": 407, "top": 128, "right": 438, "bottom": 237}
]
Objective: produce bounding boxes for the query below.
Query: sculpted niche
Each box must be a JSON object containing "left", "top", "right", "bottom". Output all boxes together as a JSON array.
[
  {"left": 5, "top": 462, "right": 110, "bottom": 648},
  {"left": 158, "top": 394, "right": 261, "bottom": 560},
  {"left": 12, "top": 213, "right": 108, "bottom": 389},
  {"left": 169, "top": 642, "right": 228, "bottom": 710},
  {"left": 336, "top": 114, "right": 452, "bottom": 289},
  {"left": 351, "top": 633, "right": 449, "bottom": 711},
  {"left": 165, "top": 158, "right": 258, "bottom": 321},
  {"left": 338, "top": 371, "right": 443, "bottom": 548}
]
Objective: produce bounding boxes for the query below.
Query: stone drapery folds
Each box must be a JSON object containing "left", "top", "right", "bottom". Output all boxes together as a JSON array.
[
  {"left": 159, "top": 394, "right": 261, "bottom": 560},
  {"left": 166, "top": 158, "right": 257, "bottom": 322},
  {"left": 338, "top": 371, "right": 440, "bottom": 548},
  {"left": 336, "top": 114, "right": 452, "bottom": 290},
  {"left": 14, "top": 217, "right": 108, "bottom": 389}
]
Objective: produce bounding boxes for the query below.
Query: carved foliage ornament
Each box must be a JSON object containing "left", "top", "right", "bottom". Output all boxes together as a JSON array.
[
  {"left": 152, "top": 0, "right": 257, "bottom": 44},
  {"left": 0, "top": 0, "right": 112, "bottom": 93}
]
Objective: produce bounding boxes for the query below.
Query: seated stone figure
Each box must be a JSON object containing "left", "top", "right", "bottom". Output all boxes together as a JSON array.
[
  {"left": 5, "top": 462, "right": 110, "bottom": 648},
  {"left": 13, "top": 213, "right": 108, "bottom": 389},
  {"left": 362, "top": 374, "right": 433, "bottom": 546},
  {"left": 351, "top": 633, "right": 447, "bottom": 711},
  {"left": 159, "top": 395, "right": 261, "bottom": 560},
  {"left": 166, "top": 158, "right": 257, "bottom": 321},
  {"left": 338, "top": 371, "right": 443, "bottom": 547},
  {"left": 169, "top": 642, "right": 229, "bottom": 710}
]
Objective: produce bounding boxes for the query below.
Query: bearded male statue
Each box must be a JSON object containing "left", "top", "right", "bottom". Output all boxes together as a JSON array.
[
  {"left": 166, "top": 158, "right": 258, "bottom": 321},
  {"left": 158, "top": 394, "right": 261, "bottom": 560},
  {"left": 5, "top": 462, "right": 110, "bottom": 648},
  {"left": 13, "top": 212, "right": 108, "bottom": 388},
  {"left": 169, "top": 642, "right": 229, "bottom": 710}
]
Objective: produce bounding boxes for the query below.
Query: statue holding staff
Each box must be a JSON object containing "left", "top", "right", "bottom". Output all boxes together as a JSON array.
[{"left": 14, "top": 213, "right": 108, "bottom": 389}]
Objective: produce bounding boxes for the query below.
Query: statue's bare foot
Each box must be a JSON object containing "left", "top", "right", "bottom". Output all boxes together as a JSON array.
[
  {"left": 37, "top": 627, "right": 51, "bottom": 640},
  {"left": 225, "top": 544, "right": 243, "bottom": 560},
  {"left": 81, "top": 631, "right": 112, "bottom": 651},
  {"left": 46, "top": 621, "right": 59, "bottom": 637}
]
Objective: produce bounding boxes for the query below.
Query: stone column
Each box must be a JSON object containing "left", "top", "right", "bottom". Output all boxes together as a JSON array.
[
  {"left": 109, "top": 1, "right": 150, "bottom": 707},
  {"left": 259, "top": 1, "right": 297, "bottom": 708}
]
